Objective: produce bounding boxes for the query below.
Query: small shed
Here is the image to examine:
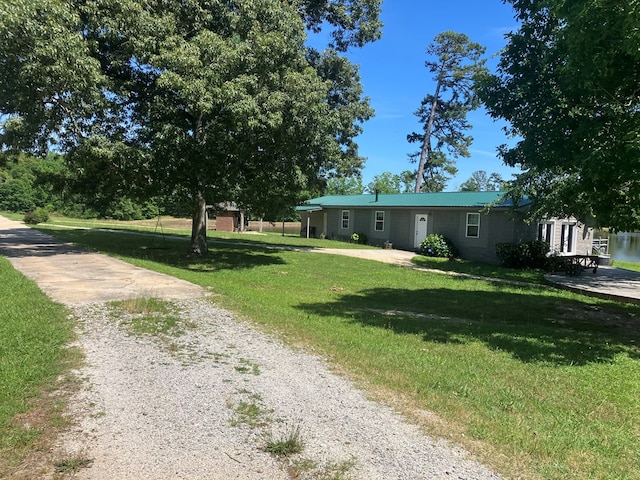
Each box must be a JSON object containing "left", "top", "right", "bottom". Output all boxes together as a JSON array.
[{"left": 214, "top": 202, "right": 248, "bottom": 232}]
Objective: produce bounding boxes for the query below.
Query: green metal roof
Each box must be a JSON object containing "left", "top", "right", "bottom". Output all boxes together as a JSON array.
[
  {"left": 298, "top": 191, "right": 528, "bottom": 210},
  {"left": 296, "top": 205, "right": 324, "bottom": 212}
]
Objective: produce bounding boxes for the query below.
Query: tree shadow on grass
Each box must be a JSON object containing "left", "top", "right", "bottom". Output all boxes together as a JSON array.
[
  {"left": 32, "top": 226, "right": 286, "bottom": 272},
  {"left": 181, "top": 246, "right": 286, "bottom": 272},
  {"left": 296, "top": 285, "right": 640, "bottom": 366}
]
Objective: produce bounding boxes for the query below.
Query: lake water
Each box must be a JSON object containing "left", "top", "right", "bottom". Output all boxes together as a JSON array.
[{"left": 608, "top": 232, "right": 640, "bottom": 263}]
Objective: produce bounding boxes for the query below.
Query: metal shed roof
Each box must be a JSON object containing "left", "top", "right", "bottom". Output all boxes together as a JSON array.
[{"left": 298, "top": 191, "right": 529, "bottom": 210}]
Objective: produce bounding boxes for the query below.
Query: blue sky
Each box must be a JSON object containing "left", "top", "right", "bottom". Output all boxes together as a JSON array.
[{"left": 333, "top": 0, "right": 521, "bottom": 191}]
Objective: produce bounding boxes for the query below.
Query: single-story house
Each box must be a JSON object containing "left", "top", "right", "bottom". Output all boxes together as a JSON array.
[{"left": 296, "top": 191, "right": 593, "bottom": 264}]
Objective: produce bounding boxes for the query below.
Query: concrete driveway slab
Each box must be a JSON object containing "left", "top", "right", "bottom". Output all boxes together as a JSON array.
[
  {"left": 0, "top": 216, "right": 207, "bottom": 305},
  {"left": 545, "top": 266, "right": 640, "bottom": 304},
  {"left": 308, "top": 247, "right": 417, "bottom": 266}
]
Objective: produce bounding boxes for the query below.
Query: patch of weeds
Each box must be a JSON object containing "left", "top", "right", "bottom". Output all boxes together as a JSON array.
[
  {"left": 234, "top": 358, "right": 261, "bottom": 375},
  {"left": 183, "top": 319, "right": 198, "bottom": 330},
  {"left": 125, "top": 314, "right": 182, "bottom": 336},
  {"left": 236, "top": 388, "right": 257, "bottom": 396},
  {"left": 228, "top": 394, "right": 272, "bottom": 428},
  {"left": 164, "top": 340, "right": 181, "bottom": 353},
  {"left": 210, "top": 351, "right": 230, "bottom": 363},
  {"left": 264, "top": 425, "right": 304, "bottom": 457},
  {"left": 109, "top": 299, "right": 198, "bottom": 349},
  {"left": 290, "top": 458, "right": 357, "bottom": 480},
  {"left": 181, "top": 349, "right": 230, "bottom": 366},
  {"left": 54, "top": 456, "right": 94, "bottom": 474},
  {"left": 110, "top": 297, "right": 174, "bottom": 316}
]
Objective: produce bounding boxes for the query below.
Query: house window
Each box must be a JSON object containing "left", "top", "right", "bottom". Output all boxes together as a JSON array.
[
  {"left": 341, "top": 210, "right": 350, "bottom": 229},
  {"left": 466, "top": 213, "right": 480, "bottom": 238},
  {"left": 538, "top": 222, "right": 555, "bottom": 250},
  {"left": 560, "top": 223, "right": 576, "bottom": 253},
  {"left": 374, "top": 211, "right": 385, "bottom": 231}
]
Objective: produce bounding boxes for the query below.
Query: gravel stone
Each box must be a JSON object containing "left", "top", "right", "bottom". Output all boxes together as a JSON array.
[{"left": 59, "top": 298, "right": 502, "bottom": 480}]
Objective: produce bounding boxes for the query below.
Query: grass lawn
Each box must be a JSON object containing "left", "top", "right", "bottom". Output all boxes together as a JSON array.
[
  {"left": 411, "top": 255, "right": 548, "bottom": 284},
  {"left": 0, "top": 257, "right": 78, "bottom": 475},
  {"left": 612, "top": 259, "right": 640, "bottom": 273},
  {"left": 11, "top": 213, "right": 374, "bottom": 250},
  {"left": 29, "top": 223, "right": 640, "bottom": 480}
]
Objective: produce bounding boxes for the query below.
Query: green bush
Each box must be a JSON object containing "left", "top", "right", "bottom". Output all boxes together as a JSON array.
[
  {"left": 546, "top": 254, "right": 569, "bottom": 273},
  {"left": 0, "top": 179, "right": 36, "bottom": 212},
  {"left": 23, "top": 207, "right": 49, "bottom": 224},
  {"left": 141, "top": 201, "right": 160, "bottom": 219},
  {"left": 495, "top": 240, "right": 549, "bottom": 269},
  {"left": 59, "top": 198, "right": 100, "bottom": 219},
  {"left": 350, "top": 232, "right": 368, "bottom": 245},
  {"left": 418, "top": 234, "right": 457, "bottom": 258},
  {"left": 104, "top": 197, "right": 144, "bottom": 221}
]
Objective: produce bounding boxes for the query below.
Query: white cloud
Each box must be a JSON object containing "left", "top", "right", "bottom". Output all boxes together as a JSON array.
[{"left": 470, "top": 149, "right": 500, "bottom": 158}]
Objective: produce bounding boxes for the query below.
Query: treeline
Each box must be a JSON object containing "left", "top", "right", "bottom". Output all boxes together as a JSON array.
[{"left": 0, "top": 152, "right": 189, "bottom": 220}]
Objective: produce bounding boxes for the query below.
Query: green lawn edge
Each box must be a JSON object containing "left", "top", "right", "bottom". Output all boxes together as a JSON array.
[{"left": 0, "top": 257, "right": 78, "bottom": 473}]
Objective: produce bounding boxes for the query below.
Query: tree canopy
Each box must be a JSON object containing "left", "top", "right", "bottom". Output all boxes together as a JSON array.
[
  {"left": 408, "top": 31, "right": 487, "bottom": 193},
  {"left": 459, "top": 170, "right": 504, "bottom": 192},
  {"left": 0, "top": 0, "right": 381, "bottom": 252},
  {"left": 478, "top": 0, "right": 640, "bottom": 231},
  {"left": 365, "top": 171, "right": 414, "bottom": 194},
  {"left": 326, "top": 175, "right": 365, "bottom": 195},
  {"left": 299, "top": 0, "right": 382, "bottom": 51}
]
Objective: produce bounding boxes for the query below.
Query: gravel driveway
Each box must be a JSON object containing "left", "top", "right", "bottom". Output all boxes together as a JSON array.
[
  {"left": 61, "top": 299, "right": 501, "bottom": 480},
  {"left": 0, "top": 216, "right": 502, "bottom": 479}
]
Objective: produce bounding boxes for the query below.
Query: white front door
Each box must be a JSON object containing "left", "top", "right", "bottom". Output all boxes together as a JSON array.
[{"left": 414, "top": 214, "right": 428, "bottom": 248}]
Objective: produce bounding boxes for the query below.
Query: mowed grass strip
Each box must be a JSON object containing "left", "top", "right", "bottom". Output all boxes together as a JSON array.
[
  {"left": 0, "top": 257, "right": 76, "bottom": 473},
  {"left": 36, "top": 226, "right": 640, "bottom": 480},
  {"left": 612, "top": 259, "right": 640, "bottom": 273}
]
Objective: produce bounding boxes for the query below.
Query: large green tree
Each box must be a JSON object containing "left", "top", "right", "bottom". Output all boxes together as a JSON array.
[
  {"left": 459, "top": 170, "right": 504, "bottom": 192},
  {"left": 0, "top": 0, "right": 380, "bottom": 253},
  {"left": 478, "top": 0, "right": 640, "bottom": 231},
  {"left": 408, "top": 31, "right": 487, "bottom": 193},
  {"left": 365, "top": 170, "right": 415, "bottom": 194},
  {"left": 326, "top": 175, "right": 365, "bottom": 195},
  {"left": 299, "top": 0, "right": 382, "bottom": 50}
]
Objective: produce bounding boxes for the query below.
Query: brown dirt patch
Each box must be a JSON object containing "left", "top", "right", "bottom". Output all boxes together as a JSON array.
[{"left": 555, "top": 302, "right": 640, "bottom": 337}]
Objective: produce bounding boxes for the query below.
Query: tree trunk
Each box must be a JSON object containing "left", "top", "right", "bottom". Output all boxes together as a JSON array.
[
  {"left": 415, "top": 76, "right": 443, "bottom": 193},
  {"left": 191, "top": 192, "right": 208, "bottom": 255},
  {"left": 415, "top": 133, "right": 433, "bottom": 193}
]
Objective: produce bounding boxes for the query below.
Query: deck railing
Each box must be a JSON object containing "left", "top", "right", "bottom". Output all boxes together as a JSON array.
[{"left": 592, "top": 237, "right": 609, "bottom": 255}]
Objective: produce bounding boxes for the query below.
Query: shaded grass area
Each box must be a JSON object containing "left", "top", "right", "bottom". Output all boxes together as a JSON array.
[
  {"left": 33, "top": 226, "right": 640, "bottom": 480},
  {"left": 0, "top": 257, "right": 77, "bottom": 474},
  {"left": 412, "top": 255, "right": 547, "bottom": 284},
  {"left": 28, "top": 213, "right": 375, "bottom": 250}
]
